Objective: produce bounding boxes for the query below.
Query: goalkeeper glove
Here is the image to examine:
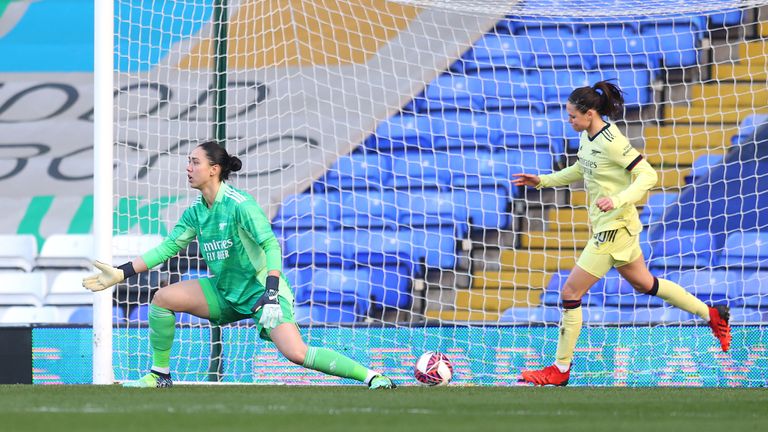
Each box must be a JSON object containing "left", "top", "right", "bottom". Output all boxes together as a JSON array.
[
  {"left": 82, "top": 261, "right": 136, "bottom": 292},
  {"left": 251, "top": 275, "right": 283, "bottom": 330}
]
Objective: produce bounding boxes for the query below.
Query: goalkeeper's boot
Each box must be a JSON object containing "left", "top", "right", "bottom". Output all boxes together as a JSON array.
[
  {"left": 708, "top": 305, "right": 731, "bottom": 352},
  {"left": 122, "top": 371, "right": 173, "bottom": 388},
  {"left": 368, "top": 375, "right": 397, "bottom": 390},
  {"left": 520, "top": 365, "right": 570, "bottom": 386}
]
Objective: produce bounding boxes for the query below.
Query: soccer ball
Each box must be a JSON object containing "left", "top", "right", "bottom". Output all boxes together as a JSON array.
[{"left": 414, "top": 351, "right": 453, "bottom": 386}]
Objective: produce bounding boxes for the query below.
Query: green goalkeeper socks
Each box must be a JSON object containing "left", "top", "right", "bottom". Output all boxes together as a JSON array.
[
  {"left": 302, "top": 346, "right": 372, "bottom": 383},
  {"left": 149, "top": 304, "right": 176, "bottom": 369}
]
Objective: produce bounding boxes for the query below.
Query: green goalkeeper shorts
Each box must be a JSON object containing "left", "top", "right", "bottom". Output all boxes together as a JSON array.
[
  {"left": 199, "top": 275, "right": 296, "bottom": 341},
  {"left": 576, "top": 227, "right": 644, "bottom": 278}
]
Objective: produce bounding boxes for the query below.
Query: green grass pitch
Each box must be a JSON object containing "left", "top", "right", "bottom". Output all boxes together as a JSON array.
[{"left": 0, "top": 385, "right": 766, "bottom": 432}]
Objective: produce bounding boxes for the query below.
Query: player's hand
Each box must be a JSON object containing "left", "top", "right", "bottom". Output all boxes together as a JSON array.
[
  {"left": 82, "top": 261, "right": 125, "bottom": 292},
  {"left": 596, "top": 197, "right": 615, "bottom": 212},
  {"left": 252, "top": 275, "right": 282, "bottom": 330},
  {"left": 512, "top": 173, "right": 541, "bottom": 187}
]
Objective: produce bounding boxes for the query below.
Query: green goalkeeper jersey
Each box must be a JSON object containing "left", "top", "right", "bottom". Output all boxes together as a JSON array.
[
  {"left": 142, "top": 183, "right": 283, "bottom": 311},
  {"left": 537, "top": 123, "right": 658, "bottom": 235}
]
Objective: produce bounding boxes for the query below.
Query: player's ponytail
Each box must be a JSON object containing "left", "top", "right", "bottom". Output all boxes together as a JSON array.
[
  {"left": 197, "top": 140, "right": 242, "bottom": 181},
  {"left": 567, "top": 79, "right": 625, "bottom": 120},
  {"left": 592, "top": 80, "right": 624, "bottom": 119}
]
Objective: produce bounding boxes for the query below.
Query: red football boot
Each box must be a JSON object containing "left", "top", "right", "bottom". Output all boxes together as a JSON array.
[
  {"left": 520, "top": 365, "right": 570, "bottom": 386},
  {"left": 709, "top": 305, "right": 731, "bottom": 352}
]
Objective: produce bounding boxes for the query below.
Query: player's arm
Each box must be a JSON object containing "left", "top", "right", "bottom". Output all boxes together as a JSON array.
[
  {"left": 237, "top": 202, "right": 282, "bottom": 274},
  {"left": 605, "top": 143, "right": 658, "bottom": 209},
  {"left": 512, "top": 162, "right": 584, "bottom": 189},
  {"left": 82, "top": 259, "right": 146, "bottom": 292},
  {"left": 237, "top": 202, "right": 283, "bottom": 329},
  {"left": 82, "top": 210, "right": 197, "bottom": 292},
  {"left": 536, "top": 161, "right": 584, "bottom": 189}
]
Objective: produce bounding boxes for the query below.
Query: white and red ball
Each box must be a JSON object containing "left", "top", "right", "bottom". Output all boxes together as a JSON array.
[{"left": 414, "top": 351, "right": 453, "bottom": 386}]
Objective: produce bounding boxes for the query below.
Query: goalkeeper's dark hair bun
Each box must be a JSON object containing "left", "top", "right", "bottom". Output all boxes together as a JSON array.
[
  {"left": 228, "top": 155, "right": 242, "bottom": 172},
  {"left": 197, "top": 140, "right": 241, "bottom": 181}
]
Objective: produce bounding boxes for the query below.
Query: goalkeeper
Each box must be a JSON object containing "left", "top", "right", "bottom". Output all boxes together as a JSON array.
[
  {"left": 512, "top": 81, "right": 731, "bottom": 387},
  {"left": 83, "top": 141, "right": 395, "bottom": 389}
]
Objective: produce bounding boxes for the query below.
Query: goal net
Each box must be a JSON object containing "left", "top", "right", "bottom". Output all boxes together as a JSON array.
[{"left": 107, "top": 0, "right": 768, "bottom": 386}]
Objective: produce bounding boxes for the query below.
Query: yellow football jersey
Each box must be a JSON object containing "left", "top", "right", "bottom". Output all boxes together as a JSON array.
[{"left": 538, "top": 123, "right": 657, "bottom": 235}]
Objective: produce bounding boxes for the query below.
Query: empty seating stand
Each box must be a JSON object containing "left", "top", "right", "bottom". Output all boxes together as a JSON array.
[
  {"left": 35, "top": 234, "right": 93, "bottom": 270},
  {"left": 0, "top": 234, "right": 38, "bottom": 272}
]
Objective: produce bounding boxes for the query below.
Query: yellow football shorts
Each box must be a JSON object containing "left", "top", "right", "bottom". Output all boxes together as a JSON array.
[{"left": 576, "top": 228, "right": 644, "bottom": 278}]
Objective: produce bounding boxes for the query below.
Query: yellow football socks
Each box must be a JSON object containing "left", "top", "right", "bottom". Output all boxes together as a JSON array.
[
  {"left": 555, "top": 301, "right": 583, "bottom": 370},
  {"left": 655, "top": 278, "right": 710, "bottom": 321}
]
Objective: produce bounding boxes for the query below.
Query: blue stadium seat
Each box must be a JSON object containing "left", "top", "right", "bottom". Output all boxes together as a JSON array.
[
  {"left": 297, "top": 268, "right": 372, "bottom": 308},
  {"left": 497, "top": 111, "right": 564, "bottom": 153},
  {"left": 457, "top": 34, "right": 532, "bottom": 73},
  {"left": 540, "top": 70, "right": 593, "bottom": 105},
  {"left": 439, "top": 149, "right": 515, "bottom": 213},
  {"left": 431, "top": 110, "right": 502, "bottom": 150},
  {"left": 599, "top": 68, "right": 653, "bottom": 107},
  {"left": 582, "top": 29, "right": 661, "bottom": 69},
  {"left": 664, "top": 269, "right": 734, "bottom": 306},
  {"left": 294, "top": 303, "right": 358, "bottom": 323},
  {"left": 508, "top": 18, "right": 576, "bottom": 37},
  {"left": 395, "top": 189, "right": 469, "bottom": 235},
  {"left": 283, "top": 230, "right": 345, "bottom": 267},
  {"left": 639, "top": 16, "right": 703, "bottom": 68},
  {"left": 732, "top": 114, "right": 768, "bottom": 145},
  {"left": 397, "top": 227, "right": 458, "bottom": 270},
  {"left": 648, "top": 230, "right": 717, "bottom": 270},
  {"left": 630, "top": 307, "right": 698, "bottom": 324},
  {"left": 128, "top": 304, "right": 150, "bottom": 323},
  {"left": 452, "top": 185, "right": 511, "bottom": 230},
  {"left": 606, "top": 292, "right": 665, "bottom": 308},
  {"left": 273, "top": 192, "right": 341, "bottom": 231},
  {"left": 437, "top": 147, "right": 496, "bottom": 187},
  {"left": 574, "top": 20, "right": 641, "bottom": 36},
  {"left": 419, "top": 73, "right": 477, "bottom": 111},
  {"left": 639, "top": 192, "right": 679, "bottom": 226},
  {"left": 372, "top": 113, "right": 434, "bottom": 150},
  {"left": 471, "top": 69, "right": 545, "bottom": 112},
  {"left": 545, "top": 108, "right": 581, "bottom": 152},
  {"left": 341, "top": 229, "right": 414, "bottom": 275},
  {"left": 498, "top": 306, "right": 545, "bottom": 323},
  {"left": 603, "top": 270, "right": 665, "bottom": 307},
  {"left": 728, "top": 307, "right": 765, "bottom": 323},
  {"left": 541, "top": 269, "right": 605, "bottom": 307},
  {"left": 388, "top": 150, "right": 450, "bottom": 189},
  {"left": 400, "top": 91, "right": 427, "bottom": 115},
  {"left": 639, "top": 230, "right": 654, "bottom": 261},
  {"left": 319, "top": 152, "right": 392, "bottom": 191},
  {"left": 721, "top": 231, "right": 768, "bottom": 269},
  {"left": 709, "top": 10, "right": 743, "bottom": 27},
  {"left": 368, "top": 266, "right": 412, "bottom": 309},
  {"left": 490, "top": 148, "right": 554, "bottom": 181},
  {"left": 339, "top": 189, "right": 398, "bottom": 229},
  {"left": 685, "top": 154, "right": 724, "bottom": 184},
  {"left": 284, "top": 267, "right": 312, "bottom": 302},
  {"left": 729, "top": 271, "right": 768, "bottom": 308},
  {"left": 582, "top": 306, "right": 625, "bottom": 323},
  {"left": 294, "top": 304, "right": 312, "bottom": 324},
  {"left": 176, "top": 312, "right": 208, "bottom": 325},
  {"left": 527, "top": 35, "right": 595, "bottom": 69}
]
